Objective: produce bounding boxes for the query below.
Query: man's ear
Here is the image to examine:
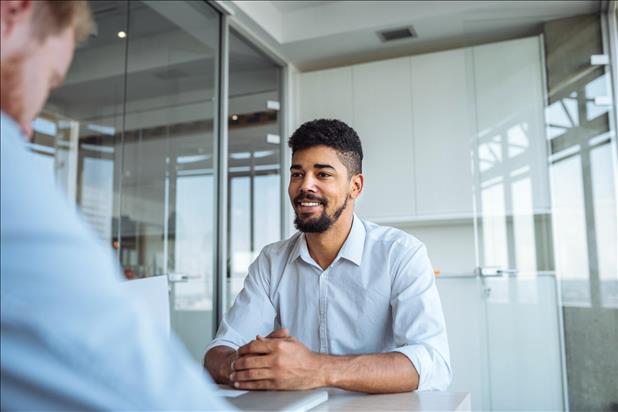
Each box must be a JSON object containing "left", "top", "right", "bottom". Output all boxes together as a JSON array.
[
  {"left": 349, "top": 173, "right": 364, "bottom": 200},
  {"left": 1, "top": 1, "right": 33, "bottom": 40}
]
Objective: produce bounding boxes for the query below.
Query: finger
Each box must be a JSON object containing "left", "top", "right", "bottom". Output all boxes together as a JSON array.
[
  {"left": 231, "top": 368, "right": 274, "bottom": 382},
  {"left": 234, "top": 354, "right": 275, "bottom": 370},
  {"left": 238, "top": 340, "right": 272, "bottom": 356},
  {"left": 266, "top": 328, "right": 289, "bottom": 339},
  {"left": 234, "top": 379, "right": 275, "bottom": 391}
]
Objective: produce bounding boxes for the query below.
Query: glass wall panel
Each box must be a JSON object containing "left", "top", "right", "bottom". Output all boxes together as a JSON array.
[
  {"left": 121, "top": 0, "right": 219, "bottom": 360},
  {"left": 466, "top": 35, "right": 564, "bottom": 411},
  {"left": 36, "top": 0, "right": 129, "bottom": 244},
  {"left": 589, "top": 144, "right": 617, "bottom": 308},
  {"left": 543, "top": 13, "right": 618, "bottom": 412},
  {"left": 226, "top": 29, "right": 282, "bottom": 309},
  {"left": 458, "top": 10, "right": 618, "bottom": 410},
  {"left": 34, "top": 0, "right": 221, "bottom": 362}
]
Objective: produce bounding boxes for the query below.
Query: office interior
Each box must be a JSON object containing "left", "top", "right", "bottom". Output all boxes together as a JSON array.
[{"left": 27, "top": 1, "right": 617, "bottom": 411}]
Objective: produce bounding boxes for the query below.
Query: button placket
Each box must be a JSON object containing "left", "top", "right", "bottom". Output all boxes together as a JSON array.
[{"left": 318, "top": 268, "right": 329, "bottom": 354}]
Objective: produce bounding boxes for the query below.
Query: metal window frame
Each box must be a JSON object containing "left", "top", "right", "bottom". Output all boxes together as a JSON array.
[
  {"left": 603, "top": 1, "right": 618, "bottom": 227},
  {"left": 208, "top": 0, "right": 292, "bottom": 331},
  {"left": 212, "top": 10, "right": 230, "bottom": 333}
]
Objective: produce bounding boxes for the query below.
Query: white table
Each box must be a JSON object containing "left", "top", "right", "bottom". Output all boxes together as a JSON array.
[
  {"left": 218, "top": 384, "right": 471, "bottom": 412},
  {"left": 311, "top": 389, "right": 471, "bottom": 411}
]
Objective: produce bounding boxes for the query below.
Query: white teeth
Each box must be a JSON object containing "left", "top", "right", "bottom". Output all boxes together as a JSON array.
[{"left": 300, "top": 202, "right": 320, "bottom": 207}]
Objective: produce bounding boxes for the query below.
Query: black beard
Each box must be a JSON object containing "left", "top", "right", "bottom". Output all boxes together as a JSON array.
[{"left": 294, "top": 195, "right": 348, "bottom": 233}]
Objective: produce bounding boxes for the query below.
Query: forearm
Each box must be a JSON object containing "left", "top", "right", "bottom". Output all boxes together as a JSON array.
[
  {"left": 320, "top": 352, "right": 419, "bottom": 394},
  {"left": 204, "top": 346, "right": 237, "bottom": 384}
]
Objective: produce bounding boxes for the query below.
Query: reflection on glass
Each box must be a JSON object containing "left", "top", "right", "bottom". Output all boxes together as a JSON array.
[
  {"left": 507, "top": 123, "right": 530, "bottom": 159},
  {"left": 590, "top": 144, "right": 618, "bottom": 308},
  {"left": 41, "top": 0, "right": 128, "bottom": 245},
  {"left": 551, "top": 155, "right": 591, "bottom": 307},
  {"left": 230, "top": 176, "right": 251, "bottom": 303},
  {"left": 477, "top": 134, "right": 502, "bottom": 172},
  {"left": 254, "top": 175, "right": 281, "bottom": 249},
  {"left": 511, "top": 170, "right": 536, "bottom": 272},
  {"left": 480, "top": 179, "right": 508, "bottom": 268},
  {"left": 585, "top": 73, "right": 611, "bottom": 121},
  {"left": 37, "top": 0, "right": 221, "bottom": 360},
  {"left": 81, "top": 157, "right": 114, "bottom": 242},
  {"left": 472, "top": 38, "right": 551, "bottom": 276},
  {"left": 174, "top": 175, "right": 214, "bottom": 311},
  {"left": 542, "top": 12, "right": 617, "bottom": 412},
  {"left": 545, "top": 92, "right": 579, "bottom": 140},
  {"left": 226, "top": 29, "right": 282, "bottom": 308}
]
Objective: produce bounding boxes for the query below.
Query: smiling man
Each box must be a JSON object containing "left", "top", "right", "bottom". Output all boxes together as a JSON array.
[{"left": 205, "top": 119, "right": 451, "bottom": 393}]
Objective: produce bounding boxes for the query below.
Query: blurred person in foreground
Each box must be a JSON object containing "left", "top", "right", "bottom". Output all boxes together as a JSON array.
[{"left": 0, "top": 1, "right": 230, "bottom": 409}]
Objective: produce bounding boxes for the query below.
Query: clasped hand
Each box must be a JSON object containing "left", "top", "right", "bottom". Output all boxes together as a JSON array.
[{"left": 229, "top": 328, "right": 326, "bottom": 390}]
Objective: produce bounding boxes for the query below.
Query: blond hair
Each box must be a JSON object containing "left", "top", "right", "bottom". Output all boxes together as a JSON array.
[{"left": 31, "top": 0, "right": 94, "bottom": 44}]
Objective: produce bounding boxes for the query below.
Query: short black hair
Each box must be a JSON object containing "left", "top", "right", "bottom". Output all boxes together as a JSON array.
[{"left": 288, "top": 119, "right": 363, "bottom": 176}]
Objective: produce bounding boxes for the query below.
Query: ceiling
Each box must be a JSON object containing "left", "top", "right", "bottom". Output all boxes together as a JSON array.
[
  {"left": 269, "top": 1, "right": 337, "bottom": 13},
  {"left": 229, "top": 0, "right": 602, "bottom": 71}
]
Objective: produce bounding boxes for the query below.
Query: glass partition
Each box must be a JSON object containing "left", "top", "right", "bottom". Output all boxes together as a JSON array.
[
  {"left": 461, "top": 11, "right": 618, "bottom": 412},
  {"left": 543, "top": 13, "right": 618, "bottom": 411},
  {"left": 226, "top": 29, "right": 282, "bottom": 309},
  {"left": 34, "top": 0, "right": 221, "bottom": 362}
]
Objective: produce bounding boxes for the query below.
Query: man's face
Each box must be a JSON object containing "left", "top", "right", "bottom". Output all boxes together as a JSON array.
[
  {"left": 288, "top": 145, "right": 361, "bottom": 233},
  {"left": 0, "top": 28, "right": 75, "bottom": 137}
]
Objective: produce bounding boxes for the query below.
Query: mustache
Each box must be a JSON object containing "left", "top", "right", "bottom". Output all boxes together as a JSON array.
[{"left": 293, "top": 193, "right": 327, "bottom": 205}]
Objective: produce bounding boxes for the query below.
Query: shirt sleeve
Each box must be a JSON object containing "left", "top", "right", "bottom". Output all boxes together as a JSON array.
[
  {"left": 388, "top": 242, "right": 452, "bottom": 391},
  {"left": 205, "top": 250, "right": 278, "bottom": 354}
]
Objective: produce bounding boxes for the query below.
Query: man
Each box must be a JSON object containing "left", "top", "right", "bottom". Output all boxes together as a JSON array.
[
  {"left": 0, "top": 1, "right": 229, "bottom": 409},
  {"left": 205, "top": 119, "right": 451, "bottom": 393}
]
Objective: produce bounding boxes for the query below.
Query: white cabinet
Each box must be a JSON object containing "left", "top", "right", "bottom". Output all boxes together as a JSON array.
[
  {"left": 352, "top": 58, "right": 416, "bottom": 220},
  {"left": 437, "top": 275, "right": 564, "bottom": 411},
  {"left": 411, "top": 49, "right": 474, "bottom": 216},
  {"left": 483, "top": 276, "right": 564, "bottom": 411},
  {"left": 436, "top": 276, "right": 490, "bottom": 411},
  {"left": 298, "top": 66, "right": 354, "bottom": 128},
  {"left": 296, "top": 36, "right": 547, "bottom": 223}
]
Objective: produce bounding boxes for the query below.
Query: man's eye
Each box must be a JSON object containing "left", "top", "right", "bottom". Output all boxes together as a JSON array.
[
  {"left": 318, "top": 173, "right": 331, "bottom": 178},
  {"left": 291, "top": 173, "right": 302, "bottom": 178}
]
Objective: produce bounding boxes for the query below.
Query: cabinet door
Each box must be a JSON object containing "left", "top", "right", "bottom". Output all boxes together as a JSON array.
[
  {"left": 411, "top": 49, "right": 474, "bottom": 216},
  {"left": 352, "top": 58, "right": 415, "bottom": 220},
  {"left": 436, "top": 277, "right": 490, "bottom": 411},
  {"left": 298, "top": 67, "right": 354, "bottom": 127},
  {"left": 483, "top": 276, "right": 564, "bottom": 411}
]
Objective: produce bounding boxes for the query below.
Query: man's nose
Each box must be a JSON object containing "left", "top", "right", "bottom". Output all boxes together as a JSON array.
[{"left": 299, "top": 174, "right": 318, "bottom": 192}]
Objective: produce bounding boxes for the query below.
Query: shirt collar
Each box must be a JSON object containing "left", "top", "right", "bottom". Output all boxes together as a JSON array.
[
  {"left": 290, "top": 214, "right": 366, "bottom": 268},
  {"left": 338, "top": 214, "right": 365, "bottom": 266}
]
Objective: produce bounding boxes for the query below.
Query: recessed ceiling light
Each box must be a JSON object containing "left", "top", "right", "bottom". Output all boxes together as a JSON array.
[{"left": 117, "top": 31, "right": 126, "bottom": 39}]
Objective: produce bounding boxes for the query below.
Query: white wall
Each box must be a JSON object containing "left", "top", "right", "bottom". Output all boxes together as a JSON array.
[{"left": 397, "top": 222, "right": 475, "bottom": 275}]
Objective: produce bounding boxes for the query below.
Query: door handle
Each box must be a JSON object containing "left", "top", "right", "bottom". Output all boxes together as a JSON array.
[
  {"left": 474, "top": 267, "right": 519, "bottom": 277},
  {"left": 167, "top": 272, "right": 201, "bottom": 283}
]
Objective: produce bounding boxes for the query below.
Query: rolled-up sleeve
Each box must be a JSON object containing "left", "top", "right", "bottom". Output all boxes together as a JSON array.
[
  {"left": 389, "top": 243, "right": 452, "bottom": 391},
  {"left": 205, "top": 251, "right": 277, "bottom": 354}
]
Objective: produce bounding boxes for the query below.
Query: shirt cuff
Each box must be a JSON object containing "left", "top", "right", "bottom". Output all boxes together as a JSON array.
[
  {"left": 390, "top": 344, "right": 432, "bottom": 391},
  {"left": 203, "top": 338, "right": 241, "bottom": 359}
]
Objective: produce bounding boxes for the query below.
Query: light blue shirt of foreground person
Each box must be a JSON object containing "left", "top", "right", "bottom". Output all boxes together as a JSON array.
[
  {"left": 207, "top": 214, "right": 452, "bottom": 391},
  {"left": 0, "top": 112, "right": 232, "bottom": 411}
]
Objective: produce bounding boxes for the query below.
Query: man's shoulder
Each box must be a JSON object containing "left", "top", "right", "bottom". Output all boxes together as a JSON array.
[{"left": 361, "top": 218, "right": 425, "bottom": 254}]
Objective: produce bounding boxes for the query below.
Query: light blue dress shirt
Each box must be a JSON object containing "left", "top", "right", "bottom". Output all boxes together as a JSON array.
[
  {"left": 0, "top": 112, "right": 231, "bottom": 410},
  {"left": 207, "top": 214, "right": 452, "bottom": 391}
]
